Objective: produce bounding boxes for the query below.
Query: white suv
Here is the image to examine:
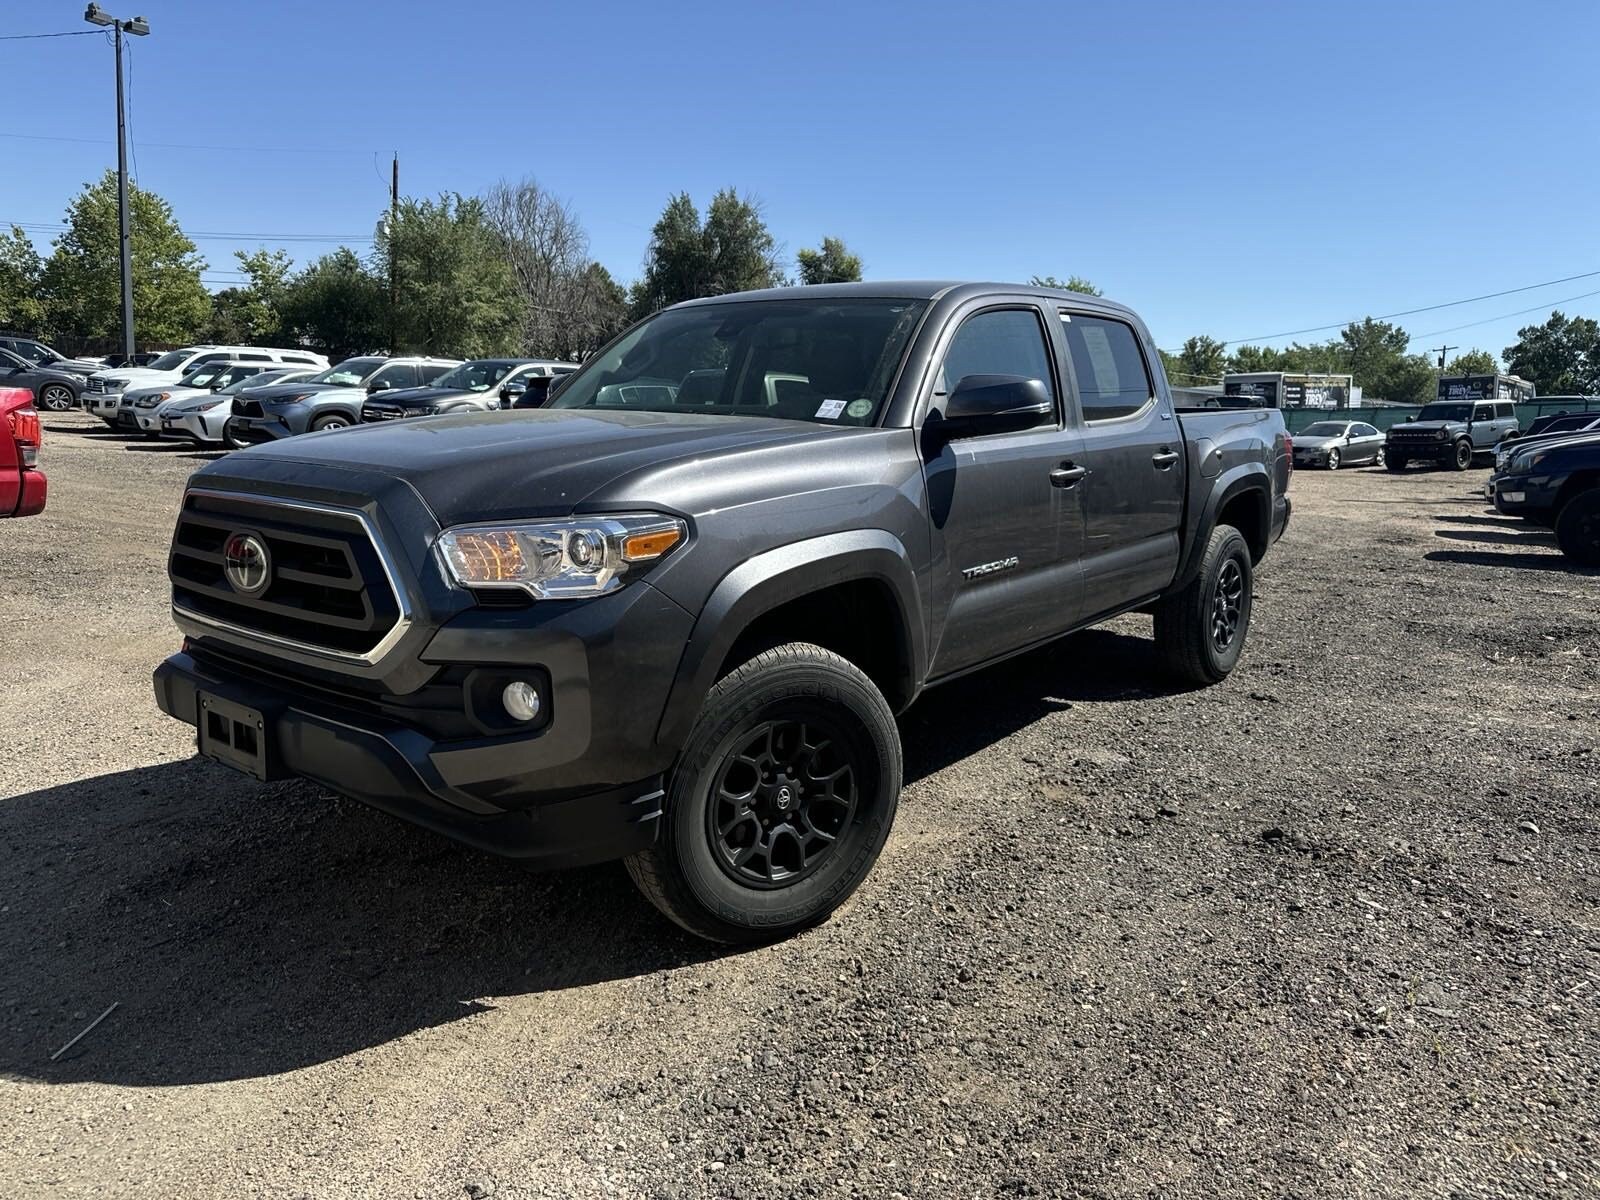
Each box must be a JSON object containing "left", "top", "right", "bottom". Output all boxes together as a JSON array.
[{"left": 85, "top": 345, "right": 329, "bottom": 425}]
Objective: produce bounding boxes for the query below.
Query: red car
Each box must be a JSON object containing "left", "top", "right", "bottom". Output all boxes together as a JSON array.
[{"left": 1, "top": 386, "right": 46, "bottom": 517}]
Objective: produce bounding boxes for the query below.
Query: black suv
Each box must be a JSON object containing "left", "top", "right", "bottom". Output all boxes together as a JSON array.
[{"left": 1492, "top": 431, "right": 1600, "bottom": 564}]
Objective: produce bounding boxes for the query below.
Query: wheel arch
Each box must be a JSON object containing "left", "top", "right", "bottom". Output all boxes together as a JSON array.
[
  {"left": 655, "top": 530, "right": 926, "bottom": 749},
  {"left": 1173, "top": 467, "right": 1270, "bottom": 591}
]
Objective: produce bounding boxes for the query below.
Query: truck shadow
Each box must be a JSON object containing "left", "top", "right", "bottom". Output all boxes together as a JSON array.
[
  {"left": 0, "top": 758, "right": 721, "bottom": 1088},
  {"left": 1425, "top": 549, "right": 1594, "bottom": 574},
  {"left": 1432, "top": 527, "right": 1556, "bottom": 547},
  {"left": 0, "top": 628, "right": 1172, "bottom": 1088}
]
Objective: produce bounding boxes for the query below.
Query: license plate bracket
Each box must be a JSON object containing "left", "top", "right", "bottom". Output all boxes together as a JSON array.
[{"left": 197, "top": 691, "right": 280, "bottom": 781}]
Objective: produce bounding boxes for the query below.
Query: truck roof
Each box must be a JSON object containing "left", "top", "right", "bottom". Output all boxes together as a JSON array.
[{"left": 670, "top": 281, "right": 1142, "bottom": 321}]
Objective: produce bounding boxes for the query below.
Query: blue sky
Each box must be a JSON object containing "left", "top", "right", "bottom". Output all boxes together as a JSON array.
[{"left": 5, "top": 0, "right": 1598, "bottom": 361}]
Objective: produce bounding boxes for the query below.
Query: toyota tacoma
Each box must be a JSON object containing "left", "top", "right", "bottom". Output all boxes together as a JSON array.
[{"left": 153, "top": 282, "right": 1291, "bottom": 943}]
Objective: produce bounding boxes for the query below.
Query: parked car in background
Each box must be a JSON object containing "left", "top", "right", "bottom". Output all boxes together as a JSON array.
[
  {"left": 1, "top": 386, "right": 45, "bottom": 518},
  {"left": 1290, "top": 420, "right": 1385, "bottom": 470},
  {"left": 160, "top": 368, "right": 316, "bottom": 447},
  {"left": 1385, "top": 399, "right": 1519, "bottom": 471},
  {"left": 360, "top": 358, "right": 578, "bottom": 423},
  {"left": 1493, "top": 414, "right": 1600, "bottom": 474},
  {"left": 227, "top": 355, "right": 460, "bottom": 445},
  {"left": 98, "top": 351, "right": 165, "bottom": 370},
  {"left": 0, "top": 334, "right": 105, "bottom": 379},
  {"left": 85, "top": 345, "right": 330, "bottom": 425},
  {"left": 127, "top": 361, "right": 293, "bottom": 437},
  {"left": 0, "top": 347, "right": 89, "bottom": 413},
  {"left": 1492, "top": 431, "right": 1600, "bottom": 563}
]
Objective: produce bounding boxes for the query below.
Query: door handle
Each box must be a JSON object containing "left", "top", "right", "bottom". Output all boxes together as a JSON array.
[
  {"left": 1049, "top": 464, "right": 1088, "bottom": 488},
  {"left": 1151, "top": 449, "right": 1180, "bottom": 469}
]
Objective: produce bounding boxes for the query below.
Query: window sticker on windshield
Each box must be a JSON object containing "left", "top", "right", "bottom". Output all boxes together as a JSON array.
[
  {"left": 1079, "top": 325, "right": 1121, "bottom": 397},
  {"left": 846, "top": 398, "right": 873, "bottom": 419},
  {"left": 815, "top": 399, "right": 847, "bottom": 420}
]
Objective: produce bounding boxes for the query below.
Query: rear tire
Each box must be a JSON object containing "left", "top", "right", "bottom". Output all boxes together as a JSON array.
[
  {"left": 1449, "top": 439, "right": 1473, "bottom": 471},
  {"left": 1373, "top": 446, "right": 1386, "bottom": 468},
  {"left": 1554, "top": 490, "right": 1600, "bottom": 566},
  {"left": 626, "top": 643, "right": 901, "bottom": 944},
  {"left": 1153, "top": 525, "right": 1253, "bottom": 686}
]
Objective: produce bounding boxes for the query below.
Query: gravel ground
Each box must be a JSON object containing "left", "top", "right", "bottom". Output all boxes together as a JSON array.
[{"left": 2, "top": 411, "right": 1597, "bottom": 1199}]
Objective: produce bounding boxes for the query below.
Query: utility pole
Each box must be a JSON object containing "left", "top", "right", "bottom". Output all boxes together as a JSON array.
[
  {"left": 1431, "top": 344, "right": 1458, "bottom": 370},
  {"left": 389, "top": 153, "right": 399, "bottom": 353},
  {"left": 84, "top": 5, "right": 149, "bottom": 361}
]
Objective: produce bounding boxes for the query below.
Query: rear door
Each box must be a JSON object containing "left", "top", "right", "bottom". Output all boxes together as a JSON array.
[
  {"left": 1056, "top": 309, "right": 1184, "bottom": 616},
  {"left": 921, "top": 300, "right": 1085, "bottom": 677},
  {"left": 1469, "top": 402, "right": 1496, "bottom": 448}
]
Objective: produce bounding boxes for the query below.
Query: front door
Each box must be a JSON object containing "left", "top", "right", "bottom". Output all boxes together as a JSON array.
[
  {"left": 922, "top": 303, "right": 1085, "bottom": 678},
  {"left": 1055, "top": 310, "right": 1185, "bottom": 617}
]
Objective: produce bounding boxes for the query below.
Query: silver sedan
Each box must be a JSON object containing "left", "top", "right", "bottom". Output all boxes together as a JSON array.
[{"left": 1291, "top": 420, "right": 1386, "bottom": 470}]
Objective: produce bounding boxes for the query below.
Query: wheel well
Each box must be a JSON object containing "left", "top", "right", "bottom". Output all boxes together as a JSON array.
[
  {"left": 1216, "top": 489, "right": 1268, "bottom": 563},
  {"left": 718, "top": 580, "right": 913, "bottom": 711},
  {"left": 1555, "top": 471, "right": 1600, "bottom": 513}
]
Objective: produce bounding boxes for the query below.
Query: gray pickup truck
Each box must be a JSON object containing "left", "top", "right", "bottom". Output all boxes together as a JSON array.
[{"left": 153, "top": 282, "right": 1291, "bottom": 943}]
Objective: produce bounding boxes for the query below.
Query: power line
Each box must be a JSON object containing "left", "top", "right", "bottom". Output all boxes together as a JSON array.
[
  {"left": 1405, "top": 287, "right": 1600, "bottom": 344},
  {"left": 0, "top": 29, "right": 100, "bottom": 40},
  {"left": 0, "top": 130, "right": 359, "bottom": 156},
  {"left": 1218, "top": 268, "right": 1600, "bottom": 346}
]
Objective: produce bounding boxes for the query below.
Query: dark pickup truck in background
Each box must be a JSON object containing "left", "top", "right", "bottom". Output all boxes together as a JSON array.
[{"left": 153, "top": 282, "right": 1291, "bottom": 942}]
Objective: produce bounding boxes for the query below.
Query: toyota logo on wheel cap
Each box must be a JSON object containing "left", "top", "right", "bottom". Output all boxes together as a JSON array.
[{"left": 222, "top": 532, "right": 271, "bottom": 596}]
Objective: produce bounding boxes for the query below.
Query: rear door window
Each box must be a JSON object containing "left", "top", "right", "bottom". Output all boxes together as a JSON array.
[
  {"left": 1495, "top": 402, "right": 1514, "bottom": 419},
  {"left": 420, "top": 363, "right": 454, "bottom": 384},
  {"left": 1059, "top": 313, "right": 1154, "bottom": 421}
]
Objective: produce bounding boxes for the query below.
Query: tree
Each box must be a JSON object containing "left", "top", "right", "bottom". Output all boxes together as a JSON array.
[
  {"left": 204, "top": 248, "right": 293, "bottom": 345},
  {"left": 1503, "top": 311, "right": 1600, "bottom": 396},
  {"left": 374, "top": 194, "right": 520, "bottom": 357},
  {"left": 796, "top": 237, "right": 863, "bottom": 285},
  {"left": 40, "top": 170, "right": 209, "bottom": 346},
  {"left": 0, "top": 226, "right": 46, "bottom": 334},
  {"left": 481, "top": 178, "right": 628, "bottom": 360},
  {"left": 1226, "top": 344, "right": 1288, "bottom": 374},
  {"left": 630, "top": 190, "right": 783, "bottom": 318},
  {"left": 1443, "top": 349, "right": 1497, "bottom": 377},
  {"left": 1030, "top": 274, "right": 1101, "bottom": 295},
  {"left": 1165, "top": 335, "right": 1228, "bottom": 384},
  {"left": 279, "top": 248, "right": 385, "bottom": 361}
]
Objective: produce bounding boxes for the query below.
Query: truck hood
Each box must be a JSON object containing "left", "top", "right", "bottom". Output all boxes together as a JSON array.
[
  {"left": 366, "top": 385, "right": 485, "bottom": 409},
  {"left": 207, "top": 408, "right": 863, "bottom": 525},
  {"left": 1389, "top": 421, "right": 1457, "bottom": 435}
]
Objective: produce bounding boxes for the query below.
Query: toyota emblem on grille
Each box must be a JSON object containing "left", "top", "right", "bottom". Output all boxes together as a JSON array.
[{"left": 222, "top": 532, "right": 271, "bottom": 596}]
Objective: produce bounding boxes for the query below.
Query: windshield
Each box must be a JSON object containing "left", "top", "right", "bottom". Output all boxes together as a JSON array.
[
  {"left": 1417, "top": 403, "right": 1471, "bottom": 422},
  {"left": 431, "top": 360, "right": 518, "bottom": 392},
  {"left": 310, "top": 357, "right": 386, "bottom": 386},
  {"left": 180, "top": 365, "right": 235, "bottom": 389},
  {"left": 550, "top": 298, "right": 929, "bottom": 425},
  {"left": 145, "top": 350, "right": 197, "bottom": 372},
  {"left": 219, "top": 369, "right": 290, "bottom": 395},
  {"left": 1300, "top": 422, "right": 1347, "bottom": 437}
]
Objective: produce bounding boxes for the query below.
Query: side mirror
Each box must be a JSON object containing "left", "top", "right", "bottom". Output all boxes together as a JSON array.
[
  {"left": 502, "top": 378, "right": 528, "bottom": 398},
  {"left": 367, "top": 378, "right": 393, "bottom": 393},
  {"left": 1406, "top": 414, "right": 1416, "bottom": 422},
  {"left": 935, "top": 374, "right": 1053, "bottom": 440}
]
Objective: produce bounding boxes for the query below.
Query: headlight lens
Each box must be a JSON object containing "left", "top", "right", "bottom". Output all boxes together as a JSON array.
[
  {"left": 1435, "top": 429, "right": 1449, "bottom": 440},
  {"left": 1526, "top": 451, "right": 1548, "bottom": 472},
  {"left": 437, "top": 515, "right": 686, "bottom": 599},
  {"left": 180, "top": 399, "right": 224, "bottom": 414}
]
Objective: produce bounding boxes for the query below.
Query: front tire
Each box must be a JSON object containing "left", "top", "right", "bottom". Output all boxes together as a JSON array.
[
  {"left": 626, "top": 643, "right": 902, "bottom": 944},
  {"left": 38, "top": 384, "right": 76, "bottom": 412},
  {"left": 1325, "top": 447, "right": 1341, "bottom": 471},
  {"left": 310, "top": 413, "right": 351, "bottom": 432},
  {"left": 1449, "top": 439, "right": 1473, "bottom": 471},
  {"left": 1386, "top": 453, "right": 1407, "bottom": 471},
  {"left": 1153, "top": 525, "right": 1253, "bottom": 685},
  {"left": 1554, "top": 490, "right": 1600, "bottom": 566}
]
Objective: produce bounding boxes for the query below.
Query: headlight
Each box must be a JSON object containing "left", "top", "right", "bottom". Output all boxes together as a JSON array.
[
  {"left": 436, "top": 515, "right": 686, "bottom": 599},
  {"left": 1526, "top": 451, "right": 1549, "bottom": 472},
  {"left": 1435, "top": 429, "right": 1449, "bottom": 440},
  {"left": 179, "top": 399, "right": 224, "bottom": 414},
  {"left": 137, "top": 392, "right": 171, "bottom": 408}
]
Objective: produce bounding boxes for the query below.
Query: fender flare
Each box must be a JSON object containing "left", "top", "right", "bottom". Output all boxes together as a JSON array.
[
  {"left": 655, "top": 529, "right": 926, "bottom": 748},
  {"left": 1174, "top": 464, "right": 1270, "bottom": 590}
]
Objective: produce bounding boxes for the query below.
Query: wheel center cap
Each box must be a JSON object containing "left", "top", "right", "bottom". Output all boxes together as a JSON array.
[{"left": 774, "top": 785, "right": 795, "bottom": 811}]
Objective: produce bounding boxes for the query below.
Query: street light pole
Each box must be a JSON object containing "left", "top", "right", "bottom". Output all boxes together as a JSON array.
[{"left": 84, "top": 5, "right": 149, "bottom": 361}]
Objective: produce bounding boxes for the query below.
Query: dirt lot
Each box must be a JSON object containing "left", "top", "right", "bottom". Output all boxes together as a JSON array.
[{"left": 2, "top": 411, "right": 1597, "bottom": 1199}]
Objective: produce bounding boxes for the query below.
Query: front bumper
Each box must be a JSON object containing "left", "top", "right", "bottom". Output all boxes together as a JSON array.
[
  {"left": 1385, "top": 438, "right": 1454, "bottom": 460},
  {"left": 226, "top": 410, "right": 308, "bottom": 444},
  {"left": 153, "top": 649, "right": 666, "bottom": 867},
  {"left": 161, "top": 409, "right": 226, "bottom": 444},
  {"left": 1491, "top": 472, "right": 1559, "bottom": 517}
]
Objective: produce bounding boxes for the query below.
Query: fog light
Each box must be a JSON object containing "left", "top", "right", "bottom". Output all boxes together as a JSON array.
[
  {"left": 1501, "top": 490, "right": 1526, "bottom": 504},
  {"left": 502, "top": 680, "right": 543, "bottom": 722}
]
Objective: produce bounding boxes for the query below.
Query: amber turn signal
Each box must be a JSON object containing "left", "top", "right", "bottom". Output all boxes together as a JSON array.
[{"left": 621, "top": 528, "right": 682, "bottom": 562}]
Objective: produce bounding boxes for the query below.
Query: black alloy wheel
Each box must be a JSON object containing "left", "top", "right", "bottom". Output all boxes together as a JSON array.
[
  {"left": 708, "top": 716, "right": 859, "bottom": 889},
  {"left": 1211, "top": 557, "right": 1246, "bottom": 652}
]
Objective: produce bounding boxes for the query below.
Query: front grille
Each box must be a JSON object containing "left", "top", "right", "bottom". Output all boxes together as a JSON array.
[
  {"left": 170, "top": 491, "right": 404, "bottom": 659},
  {"left": 88, "top": 378, "right": 107, "bottom": 393},
  {"left": 362, "top": 404, "right": 403, "bottom": 423},
  {"left": 233, "top": 399, "right": 265, "bottom": 419}
]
